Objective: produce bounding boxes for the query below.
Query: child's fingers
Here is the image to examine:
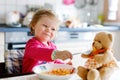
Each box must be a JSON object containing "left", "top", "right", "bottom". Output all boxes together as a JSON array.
[
  {"left": 70, "top": 53, "right": 73, "bottom": 59},
  {"left": 66, "top": 51, "right": 73, "bottom": 59},
  {"left": 65, "top": 52, "right": 73, "bottom": 60},
  {"left": 55, "top": 50, "right": 73, "bottom": 60}
]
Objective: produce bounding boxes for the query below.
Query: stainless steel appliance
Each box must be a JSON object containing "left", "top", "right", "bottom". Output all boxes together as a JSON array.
[{"left": 5, "top": 32, "right": 33, "bottom": 50}]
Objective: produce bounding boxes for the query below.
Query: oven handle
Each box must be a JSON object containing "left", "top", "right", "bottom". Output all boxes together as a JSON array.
[{"left": 8, "top": 42, "right": 26, "bottom": 50}]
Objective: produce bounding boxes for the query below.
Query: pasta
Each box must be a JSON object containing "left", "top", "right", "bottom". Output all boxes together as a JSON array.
[{"left": 42, "top": 68, "right": 74, "bottom": 76}]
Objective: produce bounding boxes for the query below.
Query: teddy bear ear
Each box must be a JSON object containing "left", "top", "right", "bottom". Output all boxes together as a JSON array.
[{"left": 108, "top": 33, "right": 113, "bottom": 41}]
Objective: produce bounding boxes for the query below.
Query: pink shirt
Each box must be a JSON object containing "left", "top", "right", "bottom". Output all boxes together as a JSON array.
[{"left": 22, "top": 37, "right": 57, "bottom": 73}]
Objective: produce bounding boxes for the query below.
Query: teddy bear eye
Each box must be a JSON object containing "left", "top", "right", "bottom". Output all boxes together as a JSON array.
[{"left": 98, "top": 41, "right": 101, "bottom": 43}]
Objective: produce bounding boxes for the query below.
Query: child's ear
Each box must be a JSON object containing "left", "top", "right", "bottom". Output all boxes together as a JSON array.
[
  {"left": 108, "top": 33, "right": 112, "bottom": 41},
  {"left": 31, "top": 25, "right": 35, "bottom": 29}
]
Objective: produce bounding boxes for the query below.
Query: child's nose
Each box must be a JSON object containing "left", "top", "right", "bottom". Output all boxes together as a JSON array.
[{"left": 46, "top": 27, "right": 51, "bottom": 32}]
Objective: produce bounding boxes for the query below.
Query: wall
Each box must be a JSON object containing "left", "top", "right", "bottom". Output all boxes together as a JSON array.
[
  {"left": 103, "top": 0, "right": 120, "bottom": 25},
  {"left": 113, "top": 31, "right": 120, "bottom": 61},
  {"left": 0, "top": 0, "right": 104, "bottom": 24}
]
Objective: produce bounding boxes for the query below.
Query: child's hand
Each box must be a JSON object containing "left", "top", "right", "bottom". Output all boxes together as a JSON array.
[
  {"left": 53, "top": 59, "right": 73, "bottom": 65},
  {"left": 52, "top": 50, "right": 73, "bottom": 61}
]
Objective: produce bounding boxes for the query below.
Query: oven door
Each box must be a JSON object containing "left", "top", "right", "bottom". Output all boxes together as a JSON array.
[{"left": 7, "top": 42, "right": 26, "bottom": 50}]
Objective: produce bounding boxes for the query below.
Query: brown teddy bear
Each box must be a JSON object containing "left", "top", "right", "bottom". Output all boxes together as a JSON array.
[{"left": 77, "top": 32, "right": 119, "bottom": 80}]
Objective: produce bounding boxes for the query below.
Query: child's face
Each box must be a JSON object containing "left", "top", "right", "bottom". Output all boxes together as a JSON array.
[{"left": 33, "top": 16, "right": 58, "bottom": 43}]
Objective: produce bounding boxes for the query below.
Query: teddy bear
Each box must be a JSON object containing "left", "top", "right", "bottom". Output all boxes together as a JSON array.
[{"left": 77, "top": 32, "right": 119, "bottom": 80}]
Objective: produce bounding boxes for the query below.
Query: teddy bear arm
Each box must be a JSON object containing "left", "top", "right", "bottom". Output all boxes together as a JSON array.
[
  {"left": 81, "top": 53, "right": 90, "bottom": 58},
  {"left": 94, "top": 51, "right": 113, "bottom": 64}
]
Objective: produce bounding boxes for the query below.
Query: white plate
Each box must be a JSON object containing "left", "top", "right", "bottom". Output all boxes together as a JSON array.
[{"left": 32, "top": 63, "right": 76, "bottom": 80}]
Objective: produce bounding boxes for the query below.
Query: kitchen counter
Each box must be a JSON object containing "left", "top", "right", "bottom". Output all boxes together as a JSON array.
[
  {"left": 0, "top": 24, "right": 120, "bottom": 32},
  {"left": 0, "top": 24, "right": 30, "bottom": 32}
]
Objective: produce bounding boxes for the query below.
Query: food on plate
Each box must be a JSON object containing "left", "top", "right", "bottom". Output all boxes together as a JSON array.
[{"left": 42, "top": 68, "right": 74, "bottom": 76}]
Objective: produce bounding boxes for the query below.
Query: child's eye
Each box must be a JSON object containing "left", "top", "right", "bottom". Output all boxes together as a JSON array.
[
  {"left": 51, "top": 28, "right": 56, "bottom": 31},
  {"left": 42, "top": 24, "right": 48, "bottom": 28}
]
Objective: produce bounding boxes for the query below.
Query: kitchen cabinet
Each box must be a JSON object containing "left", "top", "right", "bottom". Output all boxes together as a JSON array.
[
  {"left": 0, "top": 32, "right": 5, "bottom": 62},
  {"left": 103, "top": 0, "right": 120, "bottom": 25}
]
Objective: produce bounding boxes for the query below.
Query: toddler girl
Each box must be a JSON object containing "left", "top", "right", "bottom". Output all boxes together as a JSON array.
[{"left": 22, "top": 9, "right": 72, "bottom": 73}]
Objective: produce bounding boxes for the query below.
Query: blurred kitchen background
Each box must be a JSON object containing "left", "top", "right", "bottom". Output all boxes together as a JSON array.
[
  {"left": 0, "top": 0, "right": 120, "bottom": 75},
  {"left": 0, "top": 0, "right": 104, "bottom": 25}
]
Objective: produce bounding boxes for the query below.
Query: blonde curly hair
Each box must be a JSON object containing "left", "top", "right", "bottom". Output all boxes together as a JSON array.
[{"left": 29, "top": 9, "right": 60, "bottom": 34}]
